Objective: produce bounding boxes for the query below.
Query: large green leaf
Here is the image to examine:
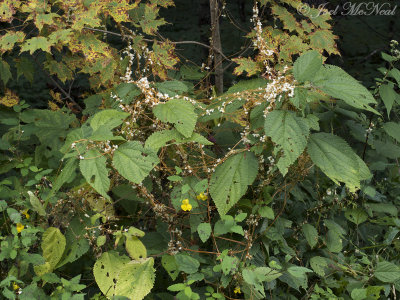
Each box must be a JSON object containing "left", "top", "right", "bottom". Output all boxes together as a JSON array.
[
  {"left": 302, "top": 224, "right": 318, "bottom": 249},
  {"left": 56, "top": 216, "right": 90, "bottom": 268},
  {"left": 20, "top": 109, "right": 76, "bottom": 150},
  {"left": 374, "top": 261, "right": 400, "bottom": 283},
  {"left": 27, "top": 191, "right": 46, "bottom": 216},
  {"left": 94, "top": 253, "right": 155, "bottom": 299},
  {"left": 307, "top": 133, "right": 370, "bottom": 192},
  {"left": 116, "top": 258, "right": 155, "bottom": 299},
  {"left": 47, "top": 157, "right": 78, "bottom": 200},
  {"left": 312, "top": 65, "right": 378, "bottom": 114},
  {"left": 41, "top": 227, "right": 66, "bottom": 269},
  {"left": 0, "top": 59, "right": 12, "bottom": 85},
  {"left": 210, "top": 152, "right": 258, "bottom": 215},
  {"left": 152, "top": 99, "right": 197, "bottom": 138},
  {"left": 80, "top": 149, "right": 110, "bottom": 199},
  {"left": 145, "top": 129, "right": 213, "bottom": 150},
  {"left": 175, "top": 254, "right": 200, "bottom": 274},
  {"left": 94, "top": 251, "right": 155, "bottom": 299},
  {"left": 379, "top": 83, "right": 397, "bottom": 117},
  {"left": 310, "top": 256, "right": 328, "bottom": 276},
  {"left": 264, "top": 110, "right": 309, "bottom": 176},
  {"left": 197, "top": 223, "right": 211, "bottom": 243},
  {"left": 383, "top": 122, "right": 400, "bottom": 143},
  {"left": 126, "top": 236, "right": 147, "bottom": 260},
  {"left": 161, "top": 255, "right": 179, "bottom": 281},
  {"left": 112, "top": 141, "right": 159, "bottom": 184},
  {"left": 293, "top": 50, "right": 322, "bottom": 83},
  {"left": 90, "top": 109, "right": 130, "bottom": 132},
  {"left": 34, "top": 227, "right": 66, "bottom": 275}
]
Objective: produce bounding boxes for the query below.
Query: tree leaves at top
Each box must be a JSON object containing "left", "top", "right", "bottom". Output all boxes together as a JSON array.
[
  {"left": 264, "top": 110, "right": 310, "bottom": 176},
  {"left": 307, "top": 133, "right": 371, "bottom": 192},
  {"left": 210, "top": 152, "right": 258, "bottom": 216},
  {"left": 153, "top": 99, "right": 197, "bottom": 138}
]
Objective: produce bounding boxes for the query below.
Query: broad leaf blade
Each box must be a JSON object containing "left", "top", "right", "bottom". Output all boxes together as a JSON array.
[
  {"left": 264, "top": 110, "right": 309, "bottom": 176},
  {"left": 293, "top": 50, "right": 322, "bottom": 83},
  {"left": 80, "top": 149, "right": 110, "bottom": 199},
  {"left": 312, "top": 65, "right": 378, "bottom": 114},
  {"left": 153, "top": 99, "right": 197, "bottom": 138},
  {"left": 210, "top": 152, "right": 258, "bottom": 216},
  {"left": 307, "top": 133, "right": 369, "bottom": 192},
  {"left": 113, "top": 141, "right": 159, "bottom": 184}
]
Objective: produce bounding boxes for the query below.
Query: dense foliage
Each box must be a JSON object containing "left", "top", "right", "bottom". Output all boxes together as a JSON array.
[{"left": 1, "top": 0, "right": 400, "bottom": 299}]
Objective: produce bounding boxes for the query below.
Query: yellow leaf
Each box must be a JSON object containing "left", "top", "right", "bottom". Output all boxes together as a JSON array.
[{"left": 0, "top": 89, "right": 19, "bottom": 107}]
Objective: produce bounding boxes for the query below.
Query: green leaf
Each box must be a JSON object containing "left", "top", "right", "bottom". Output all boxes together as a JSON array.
[
  {"left": 145, "top": 129, "right": 212, "bottom": 151},
  {"left": 197, "top": 223, "right": 211, "bottom": 243},
  {"left": 242, "top": 266, "right": 282, "bottom": 296},
  {"left": 221, "top": 256, "right": 239, "bottom": 275},
  {"left": 27, "top": 191, "right": 46, "bottom": 216},
  {"left": 56, "top": 217, "right": 90, "bottom": 269},
  {"left": 48, "top": 157, "right": 78, "bottom": 199},
  {"left": 232, "top": 57, "right": 262, "bottom": 77},
  {"left": 90, "top": 109, "right": 130, "bottom": 132},
  {"left": 80, "top": 149, "right": 110, "bottom": 199},
  {"left": 126, "top": 236, "right": 147, "bottom": 260},
  {"left": 161, "top": 254, "right": 179, "bottom": 280},
  {"left": 302, "top": 224, "right": 318, "bottom": 248},
  {"left": 307, "top": 133, "right": 370, "bottom": 192},
  {"left": 374, "top": 261, "right": 400, "bottom": 283},
  {"left": 0, "top": 59, "right": 12, "bottom": 85},
  {"left": 162, "top": 255, "right": 179, "bottom": 280},
  {"left": 259, "top": 206, "right": 274, "bottom": 219},
  {"left": 388, "top": 68, "right": 400, "bottom": 86},
  {"left": 226, "top": 78, "right": 268, "bottom": 94},
  {"left": 155, "top": 80, "right": 189, "bottom": 97},
  {"left": 210, "top": 152, "right": 258, "bottom": 216},
  {"left": 383, "top": 122, "right": 400, "bottom": 143},
  {"left": 345, "top": 208, "right": 368, "bottom": 225},
  {"left": 379, "top": 83, "right": 397, "bottom": 117},
  {"left": 97, "top": 236, "right": 106, "bottom": 247},
  {"left": 326, "top": 230, "right": 342, "bottom": 253},
  {"left": 167, "top": 283, "right": 186, "bottom": 292},
  {"left": 175, "top": 254, "right": 200, "bottom": 274},
  {"left": 293, "top": 50, "right": 322, "bottom": 83},
  {"left": 312, "top": 65, "right": 378, "bottom": 114},
  {"left": 264, "top": 110, "right": 309, "bottom": 175},
  {"left": 153, "top": 99, "right": 197, "bottom": 138},
  {"left": 94, "top": 252, "right": 155, "bottom": 299},
  {"left": 20, "top": 36, "right": 52, "bottom": 54},
  {"left": 113, "top": 141, "right": 159, "bottom": 184},
  {"left": 351, "top": 288, "right": 367, "bottom": 300},
  {"left": 310, "top": 256, "right": 328, "bottom": 276},
  {"left": 34, "top": 227, "right": 66, "bottom": 275},
  {"left": 287, "top": 266, "right": 313, "bottom": 278}
]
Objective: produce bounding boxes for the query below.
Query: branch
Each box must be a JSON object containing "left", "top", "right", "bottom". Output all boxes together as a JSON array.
[
  {"left": 47, "top": 75, "right": 83, "bottom": 112},
  {"left": 83, "top": 27, "right": 230, "bottom": 61}
]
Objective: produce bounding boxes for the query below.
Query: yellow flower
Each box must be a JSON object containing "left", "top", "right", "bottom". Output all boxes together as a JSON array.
[
  {"left": 22, "top": 209, "right": 30, "bottom": 219},
  {"left": 16, "top": 223, "right": 24, "bottom": 233},
  {"left": 12, "top": 282, "right": 19, "bottom": 290},
  {"left": 181, "top": 199, "right": 192, "bottom": 211},
  {"left": 196, "top": 192, "right": 208, "bottom": 201},
  {"left": 234, "top": 286, "right": 241, "bottom": 294}
]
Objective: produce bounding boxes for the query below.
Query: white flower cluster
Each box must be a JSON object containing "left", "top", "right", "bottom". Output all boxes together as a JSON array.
[{"left": 251, "top": 4, "right": 275, "bottom": 62}]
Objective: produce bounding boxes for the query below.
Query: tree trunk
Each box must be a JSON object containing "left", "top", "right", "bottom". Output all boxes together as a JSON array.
[{"left": 209, "top": 0, "right": 223, "bottom": 94}]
